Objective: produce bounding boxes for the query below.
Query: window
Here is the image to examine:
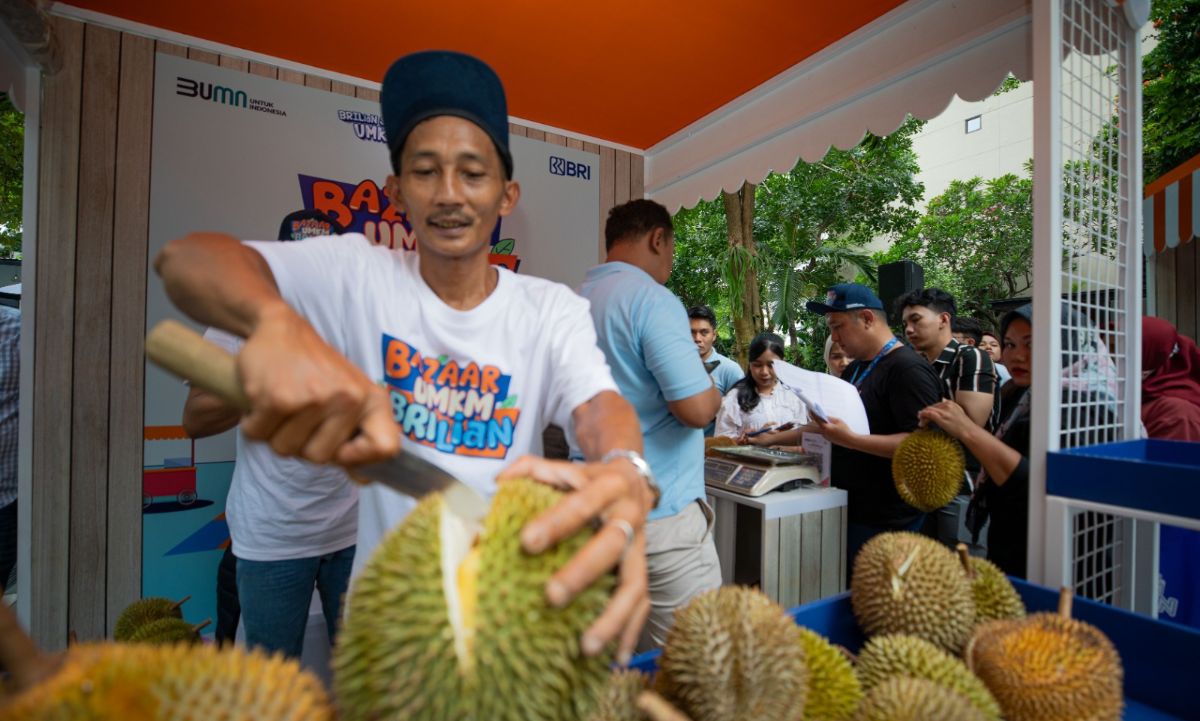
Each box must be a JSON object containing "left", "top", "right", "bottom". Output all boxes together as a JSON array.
[{"left": 965, "top": 115, "right": 982, "bottom": 134}]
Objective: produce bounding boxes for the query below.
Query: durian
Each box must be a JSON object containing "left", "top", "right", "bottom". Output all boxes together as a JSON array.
[
  {"left": 797, "top": 627, "right": 862, "bottom": 721},
  {"left": 850, "top": 532, "right": 975, "bottom": 654},
  {"left": 113, "top": 595, "right": 189, "bottom": 641},
  {"left": 966, "top": 589, "right": 1123, "bottom": 721},
  {"left": 334, "top": 478, "right": 614, "bottom": 721},
  {"left": 957, "top": 544, "right": 1024, "bottom": 623},
  {"left": 853, "top": 676, "right": 990, "bottom": 721},
  {"left": 1, "top": 641, "right": 334, "bottom": 721},
  {"left": 892, "top": 430, "right": 965, "bottom": 513},
  {"left": 855, "top": 634, "right": 1000, "bottom": 720},
  {"left": 588, "top": 669, "right": 650, "bottom": 721},
  {"left": 656, "top": 586, "right": 808, "bottom": 721},
  {"left": 125, "top": 617, "right": 210, "bottom": 646}
]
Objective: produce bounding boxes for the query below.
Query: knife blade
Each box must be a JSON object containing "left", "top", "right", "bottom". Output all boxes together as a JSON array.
[{"left": 145, "top": 319, "right": 489, "bottom": 523}]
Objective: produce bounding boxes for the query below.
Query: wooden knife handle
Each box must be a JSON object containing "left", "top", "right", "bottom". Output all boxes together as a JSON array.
[{"left": 145, "top": 319, "right": 251, "bottom": 411}]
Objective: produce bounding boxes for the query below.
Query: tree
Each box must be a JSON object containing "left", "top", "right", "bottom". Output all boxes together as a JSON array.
[
  {"left": 1143, "top": 0, "right": 1200, "bottom": 184},
  {"left": 0, "top": 94, "right": 22, "bottom": 258},
  {"left": 878, "top": 172, "right": 1033, "bottom": 329}
]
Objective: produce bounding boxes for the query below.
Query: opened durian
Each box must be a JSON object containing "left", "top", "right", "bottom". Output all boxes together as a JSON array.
[
  {"left": 112, "top": 595, "right": 188, "bottom": 642},
  {"left": 797, "top": 627, "right": 862, "bottom": 721},
  {"left": 850, "top": 532, "right": 975, "bottom": 654},
  {"left": 892, "top": 430, "right": 965, "bottom": 513},
  {"left": 587, "top": 669, "right": 651, "bottom": 721},
  {"left": 853, "top": 676, "right": 990, "bottom": 721},
  {"left": 956, "top": 544, "right": 1024, "bottom": 623},
  {"left": 855, "top": 634, "right": 1000, "bottom": 720},
  {"left": 334, "top": 478, "right": 613, "bottom": 721},
  {"left": 965, "top": 589, "right": 1123, "bottom": 721},
  {"left": 1, "top": 641, "right": 333, "bottom": 721},
  {"left": 656, "top": 586, "right": 808, "bottom": 721}
]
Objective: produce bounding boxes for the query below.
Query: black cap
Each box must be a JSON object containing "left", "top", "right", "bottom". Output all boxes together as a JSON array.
[
  {"left": 278, "top": 209, "right": 345, "bottom": 241},
  {"left": 805, "top": 283, "right": 886, "bottom": 315},
  {"left": 381, "top": 50, "right": 513, "bottom": 178}
]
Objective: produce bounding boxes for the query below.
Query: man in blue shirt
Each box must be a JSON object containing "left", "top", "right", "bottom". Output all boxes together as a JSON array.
[
  {"left": 688, "top": 305, "right": 744, "bottom": 436},
  {"left": 580, "top": 199, "right": 722, "bottom": 650}
]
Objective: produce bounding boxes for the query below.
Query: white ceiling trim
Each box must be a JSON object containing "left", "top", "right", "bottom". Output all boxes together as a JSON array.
[{"left": 645, "top": 0, "right": 1033, "bottom": 212}]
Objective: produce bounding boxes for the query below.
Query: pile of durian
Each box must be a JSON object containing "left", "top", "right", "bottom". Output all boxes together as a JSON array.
[{"left": 1, "top": 480, "right": 1124, "bottom": 721}]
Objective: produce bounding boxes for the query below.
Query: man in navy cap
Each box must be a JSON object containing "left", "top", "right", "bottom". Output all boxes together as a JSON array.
[
  {"left": 804, "top": 283, "right": 943, "bottom": 574},
  {"left": 157, "top": 50, "right": 654, "bottom": 663}
]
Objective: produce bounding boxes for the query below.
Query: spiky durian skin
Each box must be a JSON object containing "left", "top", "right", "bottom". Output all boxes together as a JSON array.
[
  {"left": 965, "top": 557, "right": 1025, "bottom": 623},
  {"left": 891, "top": 430, "right": 965, "bottom": 513},
  {"left": 657, "top": 586, "right": 808, "bottom": 721},
  {"left": 850, "top": 532, "right": 975, "bottom": 654},
  {"left": 966, "top": 613, "right": 1123, "bottom": 721},
  {"left": 587, "top": 669, "right": 650, "bottom": 721},
  {"left": 797, "top": 627, "right": 862, "bottom": 721},
  {"left": 125, "top": 617, "right": 199, "bottom": 646},
  {"left": 334, "top": 478, "right": 613, "bottom": 721},
  {"left": 113, "top": 597, "right": 183, "bottom": 642},
  {"left": 853, "top": 676, "right": 990, "bottom": 721},
  {"left": 2, "top": 642, "right": 333, "bottom": 721},
  {"left": 855, "top": 635, "right": 1001, "bottom": 720}
]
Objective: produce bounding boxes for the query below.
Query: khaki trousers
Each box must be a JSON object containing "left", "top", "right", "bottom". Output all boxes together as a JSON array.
[{"left": 637, "top": 499, "right": 723, "bottom": 652}]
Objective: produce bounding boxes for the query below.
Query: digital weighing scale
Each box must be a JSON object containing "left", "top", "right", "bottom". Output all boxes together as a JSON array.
[{"left": 704, "top": 446, "right": 822, "bottom": 497}]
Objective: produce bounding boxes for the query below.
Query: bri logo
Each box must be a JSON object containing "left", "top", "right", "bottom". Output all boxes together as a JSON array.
[{"left": 549, "top": 156, "right": 591, "bottom": 180}]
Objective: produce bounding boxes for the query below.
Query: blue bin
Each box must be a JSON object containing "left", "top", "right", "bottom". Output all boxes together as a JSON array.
[{"left": 630, "top": 580, "right": 1200, "bottom": 720}]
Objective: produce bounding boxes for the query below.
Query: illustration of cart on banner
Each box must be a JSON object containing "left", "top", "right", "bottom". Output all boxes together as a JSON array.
[{"left": 143, "top": 425, "right": 199, "bottom": 509}]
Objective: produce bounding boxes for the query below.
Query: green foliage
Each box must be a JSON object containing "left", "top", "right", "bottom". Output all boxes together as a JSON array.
[
  {"left": 669, "top": 118, "right": 925, "bottom": 370},
  {"left": 1143, "top": 0, "right": 1200, "bottom": 184},
  {"left": 992, "top": 74, "right": 1022, "bottom": 96},
  {"left": 0, "top": 94, "right": 22, "bottom": 258},
  {"left": 878, "top": 172, "right": 1034, "bottom": 330}
]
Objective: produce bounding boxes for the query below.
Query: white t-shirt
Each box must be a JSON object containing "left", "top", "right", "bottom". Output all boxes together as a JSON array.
[
  {"left": 204, "top": 328, "right": 359, "bottom": 562},
  {"left": 249, "top": 234, "right": 618, "bottom": 574},
  {"left": 714, "top": 384, "right": 807, "bottom": 439}
]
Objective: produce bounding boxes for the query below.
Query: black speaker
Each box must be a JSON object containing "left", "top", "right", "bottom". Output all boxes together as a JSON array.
[{"left": 878, "top": 260, "right": 924, "bottom": 322}]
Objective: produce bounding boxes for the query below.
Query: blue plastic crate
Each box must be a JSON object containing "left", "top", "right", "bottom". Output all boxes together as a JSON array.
[
  {"left": 630, "top": 579, "right": 1200, "bottom": 720},
  {"left": 1047, "top": 439, "right": 1200, "bottom": 522}
]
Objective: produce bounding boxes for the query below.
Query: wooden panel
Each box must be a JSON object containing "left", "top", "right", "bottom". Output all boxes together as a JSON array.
[
  {"left": 155, "top": 41, "right": 187, "bottom": 58},
  {"left": 799, "top": 510, "right": 822, "bottom": 603},
  {"left": 331, "top": 80, "right": 357, "bottom": 97},
  {"left": 630, "top": 153, "right": 645, "bottom": 200},
  {"left": 778, "top": 516, "right": 802, "bottom": 608},
  {"left": 615, "top": 150, "right": 631, "bottom": 206},
  {"left": 544, "top": 132, "right": 567, "bottom": 147},
  {"left": 1175, "top": 240, "right": 1197, "bottom": 343},
  {"left": 249, "top": 61, "right": 277, "bottom": 79},
  {"left": 32, "top": 13, "right": 84, "bottom": 652},
  {"left": 566, "top": 138, "right": 584, "bottom": 151},
  {"left": 304, "top": 75, "right": 332, "bottom": 92},
  {"left": 508, "top": 123, "right": 527, "bottom": 138},
  {"left": 186, "top": 47, "right": 219, "bottom": 66},
  {"left": 70, "top": 22, "right": 120, "bottom": 642},
  {"left": 279, "top": 68, "right": 305, "bottom": 86},
  {"left": 820, "top": 507, "right": 843, "bottom": 596},
  {"left": 106, "top": 32, "right": 154, "bottom": 633},
  {"left": 525, "top": 128, "right": 545, "bottom": 142},
  {"left": 355, "top": 86, "right": 379, "bottom": 102},
  {"left": 1155, "top": 249, "right": 1177, "bottom": 328},
  {"left": 761, "top": 517, "right": 780, "bottom": 600},
  {"left": 599, "top": 146, "right": 615, "bottom": 259},
  {"left": 218, "top": 55, "right": 248, "bottom": 73},
  {"left": 582, "top": 141, "right": 599, "bottom": 154},
  {"left": 712, "top": 496, "right": 736, "bottom": 586}
]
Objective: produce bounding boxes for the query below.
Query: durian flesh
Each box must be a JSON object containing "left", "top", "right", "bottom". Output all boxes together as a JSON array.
[{"left": 334, "top": 478, "right": 613, "bottom": 721}]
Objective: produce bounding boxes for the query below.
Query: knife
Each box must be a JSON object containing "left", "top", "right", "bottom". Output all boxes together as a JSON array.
[{"left": 145, "top": 319, "right": 489, "bottom": 523}]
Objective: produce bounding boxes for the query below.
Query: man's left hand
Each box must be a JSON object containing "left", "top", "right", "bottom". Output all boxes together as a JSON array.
[{"left": 497, "top": 454, "right": 654, "bottom": 665}]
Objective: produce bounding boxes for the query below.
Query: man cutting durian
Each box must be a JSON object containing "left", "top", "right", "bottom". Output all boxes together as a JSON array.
[{"left": 155, "top": 51, "right": 654, "bottom": 664}]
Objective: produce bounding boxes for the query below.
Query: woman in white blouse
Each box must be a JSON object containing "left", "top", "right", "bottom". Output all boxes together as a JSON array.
[{"left": 715, "top": 332, "right": 807, "bottom": 446}]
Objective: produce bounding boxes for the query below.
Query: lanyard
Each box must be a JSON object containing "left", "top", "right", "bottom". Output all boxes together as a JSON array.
[{"left": 849, "top": 337, "right": 899, "bottom": 389}]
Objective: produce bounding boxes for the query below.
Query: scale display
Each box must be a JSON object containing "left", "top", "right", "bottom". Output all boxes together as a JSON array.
[{"left": 704, "top": 446, "right": 821, "bottom": 497}]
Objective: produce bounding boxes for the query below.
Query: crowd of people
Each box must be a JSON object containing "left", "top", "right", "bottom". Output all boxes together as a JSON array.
[{"left": 150, "top": 49, "right": 1200, "bottom": 666}]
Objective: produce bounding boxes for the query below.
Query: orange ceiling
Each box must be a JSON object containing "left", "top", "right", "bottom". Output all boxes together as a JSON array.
[{"left": 67, "top": 0, "right": 909, "bottom": 149}]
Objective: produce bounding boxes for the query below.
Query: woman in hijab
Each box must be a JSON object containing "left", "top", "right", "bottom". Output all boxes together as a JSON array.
[
  {"left": 917, "top": 303, "right": 1117, "bottom": 578},
  {"left": 824, "top": 335, "right": 851, "bottom": 378},
  {"left": 1141, "top": 316, "right": 1200, "bottom": 440}
]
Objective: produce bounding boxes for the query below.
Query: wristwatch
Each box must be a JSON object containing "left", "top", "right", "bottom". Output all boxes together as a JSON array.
[{"left": 600, "top": 449, "right": 661, "bottom": 509}]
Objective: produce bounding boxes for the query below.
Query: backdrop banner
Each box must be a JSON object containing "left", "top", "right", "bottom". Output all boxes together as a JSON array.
[{"left": 142, "top": 53, "right": 599, "bottom": 638}]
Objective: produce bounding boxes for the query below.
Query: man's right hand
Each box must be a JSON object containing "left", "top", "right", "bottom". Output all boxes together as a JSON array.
[{"left": 237, "top": 302, "right": 400, "bottom": 466}]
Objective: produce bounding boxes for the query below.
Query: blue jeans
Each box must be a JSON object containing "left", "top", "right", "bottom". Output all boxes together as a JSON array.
[
  {"left": 236, "top": 545, "right": 355, "bottom": 658},
  {"left": 846, "top": 516, "right": 926, "bottom": 581}
]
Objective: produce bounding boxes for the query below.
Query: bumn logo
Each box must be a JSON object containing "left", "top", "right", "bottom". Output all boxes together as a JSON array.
[
  {"left": 176, "top": 76, "right": 247, "bottom": 108},
  {"left": 549, "top": 156, "right": 591, "bottom": 180}
]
